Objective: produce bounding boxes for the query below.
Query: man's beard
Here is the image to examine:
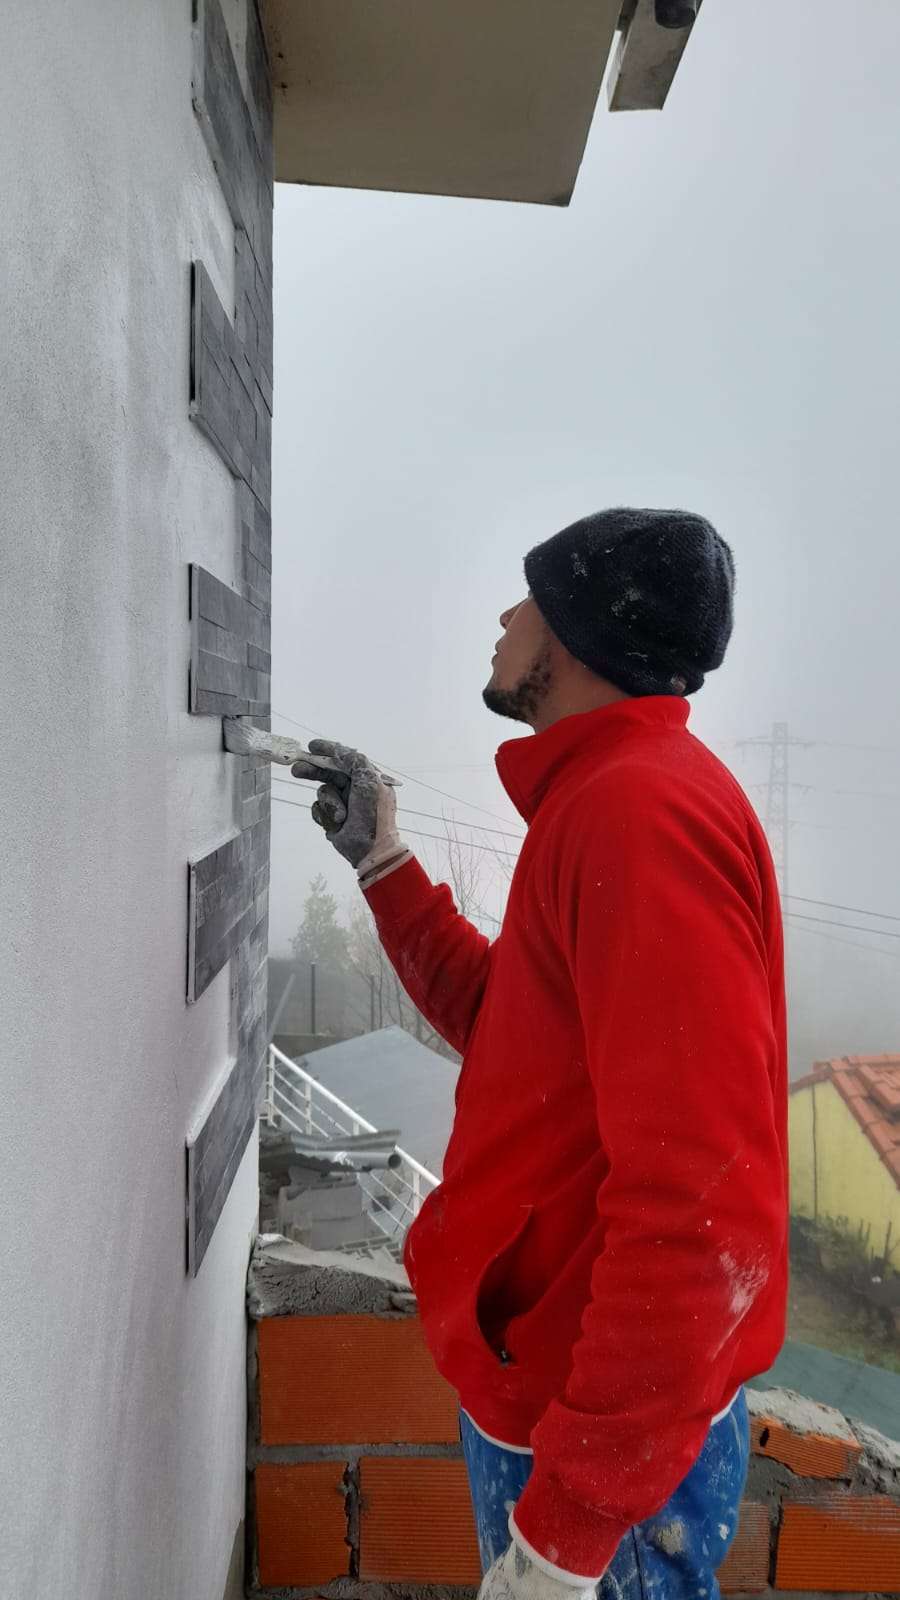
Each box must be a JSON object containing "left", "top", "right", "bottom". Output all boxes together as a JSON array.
[{"left": 482, "top": 644, "right": 553, "bottom": 725}]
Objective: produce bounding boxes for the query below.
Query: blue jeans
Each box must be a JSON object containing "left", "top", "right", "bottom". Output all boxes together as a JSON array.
[{"left": 460, "top": 1391, "right": 750, "bottom": 1600}]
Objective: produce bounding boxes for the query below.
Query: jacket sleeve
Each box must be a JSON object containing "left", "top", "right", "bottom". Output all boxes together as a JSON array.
[
  {"left": 364, "top": 856, "right": 493, "bottom": 1056},
  {"left": 511, "top": 780, "right": 786, "bottom": 1579}
]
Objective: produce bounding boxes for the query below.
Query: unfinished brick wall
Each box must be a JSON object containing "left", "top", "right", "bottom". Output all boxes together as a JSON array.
[{"left": 246, "top": 1242, "right": 900, "bottom": 1598}]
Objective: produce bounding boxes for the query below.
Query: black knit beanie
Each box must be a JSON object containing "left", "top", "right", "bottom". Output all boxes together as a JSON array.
[{"left": 524, "top": 507, "right": 735, "bottom": 697}]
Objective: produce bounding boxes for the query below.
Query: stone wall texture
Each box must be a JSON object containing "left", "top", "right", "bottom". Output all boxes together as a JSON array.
[{"left": 186, "top": 0, "right": 273, "bottom": 1275}]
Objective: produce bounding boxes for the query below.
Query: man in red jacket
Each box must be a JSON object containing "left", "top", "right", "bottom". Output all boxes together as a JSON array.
[{"left": 292, "top": 508, "right": 788, "bottom": 1600}]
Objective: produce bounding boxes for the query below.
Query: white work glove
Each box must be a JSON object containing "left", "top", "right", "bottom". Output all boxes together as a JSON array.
[
  {"left": 291, "top": 738, "right": 411, "bottom": 885},
  {"left": 478, "top": 1538, "right": 598, "bottom": 1600}
]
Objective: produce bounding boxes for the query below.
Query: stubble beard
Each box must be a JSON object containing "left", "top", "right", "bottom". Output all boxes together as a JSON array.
[{"left": 482, "top": 642, "right": 553, "bottom": 725}]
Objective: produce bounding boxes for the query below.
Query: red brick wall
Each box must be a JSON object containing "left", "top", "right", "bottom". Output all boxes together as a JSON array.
[{"left": 249, "top": 1308, "right": 900, "bottom": 1596}]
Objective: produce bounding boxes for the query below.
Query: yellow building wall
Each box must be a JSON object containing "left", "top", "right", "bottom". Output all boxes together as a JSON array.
[
  {"left": 789, "top": 1080, "right": 900, "bottom": 1260},
  {"left": 789, "top": 1084, "right": 816, "bottom": 1218}
]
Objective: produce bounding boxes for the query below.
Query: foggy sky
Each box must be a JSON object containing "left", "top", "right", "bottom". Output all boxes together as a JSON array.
[{"left": 269, "top": 0, "right": 900, "bottom": 1070}]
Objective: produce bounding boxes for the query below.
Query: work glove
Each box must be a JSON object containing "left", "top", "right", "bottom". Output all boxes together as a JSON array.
[
  {"left": 478, "top": 1539, "right": 598, "bottom": 1600},
  {"left": 291, "top": 738, "right": 411, "bottom": 886}
]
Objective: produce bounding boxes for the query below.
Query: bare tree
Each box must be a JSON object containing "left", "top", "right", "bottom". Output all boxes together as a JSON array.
[
  {"left": 425, "top": 813, "right": 514, "bottom": 934},
  {"left": 340, "top": 816, "right": 512, "bottom": 1059},
  {"left": 344, "top": 897, "right": 460, "bottom": 1058},
  {"left": 441, "top": 821, "right": 488, "bottom": 923}
]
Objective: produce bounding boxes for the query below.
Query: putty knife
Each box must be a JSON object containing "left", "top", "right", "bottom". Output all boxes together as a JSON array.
[{"left": 222, "top": 718, "right": 401, "bottom": 786}]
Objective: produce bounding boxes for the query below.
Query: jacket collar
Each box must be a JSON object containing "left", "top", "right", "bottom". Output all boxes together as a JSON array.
[{"left": 495, "top": 697, "right": 690, "bottom": 824}]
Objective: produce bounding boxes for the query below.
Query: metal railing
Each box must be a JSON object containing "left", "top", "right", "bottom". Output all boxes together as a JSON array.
[{"left": 263, "top": 1043, "right": 439, "bottom": 1246}]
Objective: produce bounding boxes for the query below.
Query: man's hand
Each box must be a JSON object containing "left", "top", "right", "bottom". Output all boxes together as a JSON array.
[
  {"left": 478, "top": 1539, "right": 598, "bottom": 1600},
  {"left": 292, "top": 738, "right": 411, "bottom": 884}
]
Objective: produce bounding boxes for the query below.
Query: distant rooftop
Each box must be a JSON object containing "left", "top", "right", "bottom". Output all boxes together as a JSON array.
[{"left": 792, "top": 1055, "right": 900, "bottom": 1188}]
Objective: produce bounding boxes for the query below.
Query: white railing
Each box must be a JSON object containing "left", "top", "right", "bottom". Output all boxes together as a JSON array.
[{"left": 263, "top": 1042, "right": 439, "bottom": 1244}]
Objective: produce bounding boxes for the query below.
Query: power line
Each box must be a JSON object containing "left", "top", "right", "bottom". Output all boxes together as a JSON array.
[
  {"left": 786, "top": 911, "right": 900, "bottom": 941},
  {"left": 785, "top": 893, "right": 900, "bottom": 925},
  {"left": 746, "top": 782, "right": 810, "bottom": 793},
  {"left": 271, "top": 792, "right": 520, "bottom": 859},
  {"left": 270, "top": 774, "right": 525, "bottom": 840},
  {"left": 271, "top": 707, "right": 518, "bottom": 830},
  {"left": 747, "top": 782, "right": 900, "bottom": 803},
  {"left": 273, "top": 772, "right": 900, "bottom": 921},
  {"left": 814, "top": 787, "right": 900, "bottom": 802},
  {"left": 274, "top": 799, "right": 900, "bottom": 942},
  {"left": 815, "top": 740, "right": 900, "bottom": 754},
  {"left": 734, "top": 737, "right": 900, "bottom": 755},
  {"left": 786, "top": 920, "right": 900, "bottom": 961},
  {"left": 383, "top": 763, "right": 495, "bottom": 774},
  {"left": 273, "top": 785, "right": 900, "bottom": 928}
]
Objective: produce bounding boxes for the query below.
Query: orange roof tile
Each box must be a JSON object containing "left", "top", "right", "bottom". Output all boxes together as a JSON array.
[
  {"left": 792, "top": 1055, "right": 900, "bottom": 1191},
  {"left": 862, "top": 1066, "right": 900, "bottom": 1117}
]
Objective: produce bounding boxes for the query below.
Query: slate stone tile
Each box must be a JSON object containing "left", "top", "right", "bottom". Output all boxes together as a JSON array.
[
  {"left": 187, "top": 1066, "right": 257, "bottom": 1274},
  {"left": 193, "top": 686, "right": 250, "bottom": 717},
  {"left": 186, "top": 0, "right": 272, "bottom": 1275},
  {"left": 191, "top": 1104, "right": 256, "bottom": 1270}
]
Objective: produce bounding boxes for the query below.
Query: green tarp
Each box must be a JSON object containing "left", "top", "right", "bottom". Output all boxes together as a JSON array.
[{"left": 748, "top": 1339, "right": 900, "bottom": 1441}]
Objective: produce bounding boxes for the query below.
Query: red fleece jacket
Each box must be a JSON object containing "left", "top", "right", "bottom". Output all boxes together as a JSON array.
[{"left": 365, "top": 698, "right": 788, "bottom": 1578}]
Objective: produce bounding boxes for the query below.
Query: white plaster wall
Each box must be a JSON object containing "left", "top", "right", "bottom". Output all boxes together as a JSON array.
[{"left": 0, "top": 4, "right": 260, "bottom": 1597}]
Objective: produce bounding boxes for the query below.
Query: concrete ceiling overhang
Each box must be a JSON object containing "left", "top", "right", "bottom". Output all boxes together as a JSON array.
[{"left": 263, "top": 0, "right": 624, "bottom": 205}]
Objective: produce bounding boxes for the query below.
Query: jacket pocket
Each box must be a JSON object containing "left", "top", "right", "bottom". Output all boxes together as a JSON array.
[{"left": 473, "top": 1205, "right": 535, "bottom": 1363}]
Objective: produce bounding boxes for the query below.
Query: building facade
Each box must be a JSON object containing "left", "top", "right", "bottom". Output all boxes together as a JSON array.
[{"left": 1, "top": 2, "right": 272, "bottom": 1595}]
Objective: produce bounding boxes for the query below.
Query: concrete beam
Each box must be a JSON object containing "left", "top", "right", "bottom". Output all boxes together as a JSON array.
[{"left": 607, "top": 0, "right": 700, "bottom": 113}]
